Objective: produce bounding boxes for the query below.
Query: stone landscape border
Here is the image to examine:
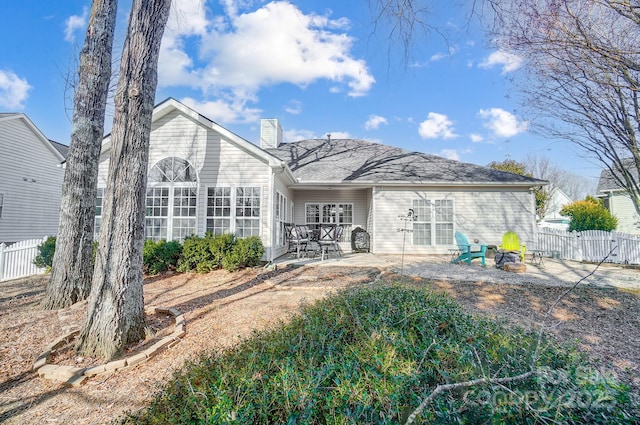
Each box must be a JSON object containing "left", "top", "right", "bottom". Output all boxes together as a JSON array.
[{"left": 32, "top": 306, "right": 185, "bottom": 386}]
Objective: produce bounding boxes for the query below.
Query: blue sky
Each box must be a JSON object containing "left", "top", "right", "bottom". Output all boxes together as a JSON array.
[{"left": 0, "top": 0, "right": 603, "bottom": 184}]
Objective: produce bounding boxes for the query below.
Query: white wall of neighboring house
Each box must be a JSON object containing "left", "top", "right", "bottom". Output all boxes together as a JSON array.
[
  {"left": 0, "top": 114, "right": 65, "bottom": 244},
  {"left": 606, "top": 192, "right": 640, "bottom": 234},
  {"left": 543, "top": 188, "right": 572, "bottom": 220}
]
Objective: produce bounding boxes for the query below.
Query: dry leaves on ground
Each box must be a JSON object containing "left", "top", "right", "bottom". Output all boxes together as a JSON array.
[{"left": 0, "top": 263, "right": 638, "bottom": 424}]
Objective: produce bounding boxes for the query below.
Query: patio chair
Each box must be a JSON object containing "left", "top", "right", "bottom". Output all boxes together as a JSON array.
[
  {"left": 317, "top": 224, "right": 342, "bottom": 261},
  {"left": 499, "top": 231, "right": 526, "bottom": 262},
  {"left": 451, "top": 231, "right": 487, "bottom": 266},
  {"left": 284, "top": 223, "right": 309, "bottom": 260}
]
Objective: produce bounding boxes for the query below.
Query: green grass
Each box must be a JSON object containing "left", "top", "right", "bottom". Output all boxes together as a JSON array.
[{"left": 123, "top": 284, "right": 638, "bottom": 424}]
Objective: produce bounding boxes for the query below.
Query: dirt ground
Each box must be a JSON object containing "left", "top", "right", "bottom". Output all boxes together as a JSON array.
[{"left": 1, "top": 261, "right": 639, "bottom": 424}]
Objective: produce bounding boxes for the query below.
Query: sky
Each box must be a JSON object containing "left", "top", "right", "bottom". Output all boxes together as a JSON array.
[{"left": 0, "top": 0, "right": 603, "bottom": 187}]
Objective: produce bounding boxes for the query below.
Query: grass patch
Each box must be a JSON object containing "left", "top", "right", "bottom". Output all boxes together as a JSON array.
[{"left": 123, "top": 284, "right": 638, "bottom": 424}]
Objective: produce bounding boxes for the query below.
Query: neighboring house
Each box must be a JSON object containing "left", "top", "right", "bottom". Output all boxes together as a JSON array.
[
  {"left": 0, "top": 113, "right": 66, "bottom": 244},
  {"left": 597, "top": 163, "right": 640, "bottom": 234},
  {"left": 538, "top": 187, "right": 572, "bottom": 230},
  {"left": 97, "top": 98, "right": 546, "bottom": 261}
]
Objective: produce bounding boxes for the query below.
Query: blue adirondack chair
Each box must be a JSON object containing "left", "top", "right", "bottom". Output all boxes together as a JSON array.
[{"left": 451, "top": 231, "right": 487, "bottom": 266}]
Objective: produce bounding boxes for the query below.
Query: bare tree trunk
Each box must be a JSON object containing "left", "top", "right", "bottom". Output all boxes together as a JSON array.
[
  {"left": 76, "top": 0, "right": 172, "bottom": 360},
  {"left": 42, "top": 0, "right": 118, "bottom": 310}
]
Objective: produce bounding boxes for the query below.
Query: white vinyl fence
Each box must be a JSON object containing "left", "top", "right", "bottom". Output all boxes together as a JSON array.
[
  {"left": 536, "top": 229, "right": 640, "bottom": 265},
  {"left": 0, "top": 237, "right": 47, "bottom": 282}
]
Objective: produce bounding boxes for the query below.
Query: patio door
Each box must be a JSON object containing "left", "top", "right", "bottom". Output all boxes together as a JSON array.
[{"left": 305, "top": 203, "right": 353, "bottom": 240}]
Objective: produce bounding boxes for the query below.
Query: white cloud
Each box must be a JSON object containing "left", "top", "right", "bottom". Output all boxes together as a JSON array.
[
  {"left": 430, "top": 45, "right": 458, "bottom": 62},
  {"left": 439, "top": 149, "right": 459, "bottom": 160},
  {"left": 158, "top": 1, "right": 375, "bottom": 123},
  {"left": 283, "top": 128, "right": 316, "bottom": 143},
  {"left": 418, "top": 112, "right": 457, "bottom": 139},
  {"left": 0, "top": 70, "right": 31, "bottom": 109},
  {"left": 180, "top": 96, "right": 261, "bottom": 123},
  {"left": 284, "top": 99, "right": 302, "bottom": 115},
  {"left": 479, "top": 50, "right": 523, "bottom": 73},
  {"left": 470, "top": 133, "right": 484, "bottom": 143},
  {"left": 430, "top": 52, "right": 447, "bottom": 62},
  {"left": 327, "top": 131, "right": 351, "bottom": 139},
  {"left": 478, "top": 108, "right": 528, "bottom": 138},
  {"left": 282, "top": 129, "right": 350, "bottom": 143},
  {"left": 64, "top": 7, "right": 88, "bottom": 43},
  {"left": 365, "top": 114, "right": 387, "bottom": 130}
]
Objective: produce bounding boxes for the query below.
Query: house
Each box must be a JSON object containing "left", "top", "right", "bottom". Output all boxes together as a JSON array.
[
  {"left": 597, "top": 163, "right": 640, "bottom": 234},
  {"left": 97, "top": 98, "right": 546, "bottom": 261},
  {"left": 0, "top": 113, "right": 66, "bottom": 244},
  {"left": 538, "top": 187, "right": 572, "bottom": 230}
]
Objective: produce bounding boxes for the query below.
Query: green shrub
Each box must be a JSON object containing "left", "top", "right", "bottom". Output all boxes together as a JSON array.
[
  {"left": 143, "top": 239, "right": 182, "bottom": 275},
  {"left": 33, "top": 236, "right": 56, "bottom": 271},
  {"left": 177, "top": 233, "right": 239, "bottom": 273},
  {"left": 123, "top": 285, "right": 638, "bottom": 424},
  {"left": 209, "top": 232, "right": 237, "bottom": 268},
  {"left": 561, "top": 196, "right": 618, "bottom": 232},
  {"left": 33, "top": 236, "right": 98, "bottom": 272},
  {"left": 222, "top": 236, "right": 264, "bottom": 271},
  {"left": 176, "top": 235, "right": 215, "bottom": 273}
]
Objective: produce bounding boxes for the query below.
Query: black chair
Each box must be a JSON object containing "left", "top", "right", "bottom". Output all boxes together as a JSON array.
[
  {"left": 318, "top": 224, "right": 342, "bottom": 260},
  {"left": 284, "top": 223, "right": 309, "bottom": 260}
]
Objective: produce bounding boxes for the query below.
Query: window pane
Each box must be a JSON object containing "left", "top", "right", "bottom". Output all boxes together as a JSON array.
[
  {"left": 206, "top": 187, "right": 232, "bottom": 234},
  {"left": 413, "top": 223, "right": 431, "bottom": 245},
  {"left": 235, "top": 187, "right": 261, "bottom": 236},
  {"left": 149, "top": 157, "right": 197, "bottom": 183}
]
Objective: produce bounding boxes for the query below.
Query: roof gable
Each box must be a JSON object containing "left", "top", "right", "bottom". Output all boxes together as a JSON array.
[
  {"left": 101, "top": 98, "right": 284, "bottom": 168},
  {"left": 0, "top": 113, "right": 66, "bottom": 162},
  {"left": 267, "top": 139, "right": 546, "bottom": 186},
  {"left": 597, "top": 159, "right": 639, "bottom": 193}
]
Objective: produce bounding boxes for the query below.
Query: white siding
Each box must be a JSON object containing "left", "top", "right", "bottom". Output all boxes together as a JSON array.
[
  {"left": 271, "top": 176, "right": 295, "bottom": 260},
  {"left": 0, "top": 117, "right": 64, "bottom": 243},
  {"left": 610, "top": 194, "right": 640, "bottom": 234},
  {"left": 291, "top": 189, "right": 369, "bottom": 228},
  {"left": 97, "top": 107, "right": 275, "bottom": 257},
  {"left": 373, "top": 187, "right": 536, "bottom": 254}
]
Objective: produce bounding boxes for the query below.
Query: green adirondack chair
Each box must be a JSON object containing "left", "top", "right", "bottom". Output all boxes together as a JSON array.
[
  {"left": 499, "top": 231, "right": 526, "bottom": 262},
  {"left": 452, "top": 231, "right": 487, "bottom": 266}
]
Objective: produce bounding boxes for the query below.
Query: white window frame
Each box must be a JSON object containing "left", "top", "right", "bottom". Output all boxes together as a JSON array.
[
  {"left": 305, "top": 202, "right": 354, "bottom": 240},
  {"left": 206, "top": 186, "right": 262, "bottom": 238},
  {"left": 145, "top": 157, "right": 198, "bottom": 241},
  {"left": 412, "top": 198, "right": 454, "bottom": 246},
  {"left": 206, "top": 187, "right": 232, "bottom": 235},
  {"left": 275, "top": 191, "right": 288, "bottom": 247},
  {"left": 235, "top": 187, "right": 261, "bottom": 238},
  {"left": 94, "top": 188, "right": 104, "bottom": 239}
]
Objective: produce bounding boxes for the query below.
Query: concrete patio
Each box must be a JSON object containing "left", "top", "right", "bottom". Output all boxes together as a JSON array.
[{"left": 272, "top": 250, "right": 640, "bottom": 290}]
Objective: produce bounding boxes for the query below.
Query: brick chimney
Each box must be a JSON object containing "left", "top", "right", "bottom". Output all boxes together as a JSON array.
[{"left": 260, "top": 119, "right": 282, "bottom": 149}]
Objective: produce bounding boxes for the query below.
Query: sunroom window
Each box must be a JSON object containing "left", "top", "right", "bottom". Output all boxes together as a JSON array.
[
  {"left": 145, "top": 157, "right": 197, "bottom": 241},
  {"left": 205, "top": 186, "right": 261, "bottom": 237}
]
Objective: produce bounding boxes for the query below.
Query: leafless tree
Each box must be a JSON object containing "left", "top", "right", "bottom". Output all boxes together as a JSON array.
[
  {"left": 76, "top": 0, "right": 172, "bottom": 359},
  {"left": 42, "top": 0, "right": 118, "bottom": 310},
  {"left": 487, "top": 0, "right": 640, "bottom": 215},
  {"left": 525, "top": 153, "right": 596, "bottom": 201}
]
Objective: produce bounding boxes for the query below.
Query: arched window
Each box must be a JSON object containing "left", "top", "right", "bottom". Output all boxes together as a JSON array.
[{"left": 145, "top": 157, "right": 198, "bottom": 241}]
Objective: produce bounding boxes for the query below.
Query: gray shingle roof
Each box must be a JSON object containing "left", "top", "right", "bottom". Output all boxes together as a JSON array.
[
  {"left": 597, "top": 158, "right": 639, "bottom": 192},
  {"left": 267, "top": 139, "right": 545, "bottom": 185},
  {"left": 49, "top": 140, "right": 69, "bottom": 159}
]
